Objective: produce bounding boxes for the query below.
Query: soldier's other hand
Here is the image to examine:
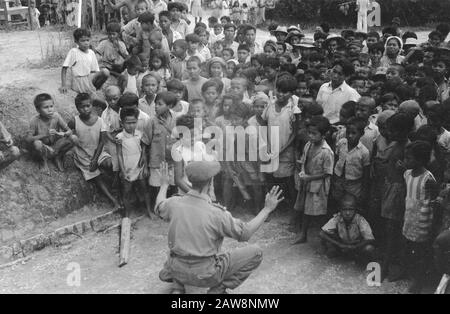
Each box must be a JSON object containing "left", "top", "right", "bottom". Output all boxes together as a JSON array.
[
  {"left": 264, "top": 186, "right": 284, "bottom": 213},
  {"left": 160, "top": 161, "right": 170, "bottom": 186}
]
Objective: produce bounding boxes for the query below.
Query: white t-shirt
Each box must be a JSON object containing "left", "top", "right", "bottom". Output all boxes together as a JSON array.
[{"left": 63, "top": 48, "right": 100, "bottom": 77}]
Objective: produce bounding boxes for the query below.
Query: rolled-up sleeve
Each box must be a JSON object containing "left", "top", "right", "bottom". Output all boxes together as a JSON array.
[
  {"left": 156, "top": 198, "right": 172, "bottom": 222},
  {"left": 216, "top": 211, "right": 249, "bottom": 242}
]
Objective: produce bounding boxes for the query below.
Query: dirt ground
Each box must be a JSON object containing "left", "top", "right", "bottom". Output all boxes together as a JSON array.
[
  {"left": 0, "top": 23, "right": 439, "bottom": 294},
  {"left": 0, "top": 212, "right": 411, "bottom": 294}
]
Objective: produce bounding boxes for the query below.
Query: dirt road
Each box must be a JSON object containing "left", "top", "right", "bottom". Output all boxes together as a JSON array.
[{"left": 0, "top": 213, "right": 409, "bottom": 294}]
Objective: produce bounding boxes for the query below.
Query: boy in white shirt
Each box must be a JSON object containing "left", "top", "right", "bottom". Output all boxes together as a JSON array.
[{"left": 60, "top": 29, "right": 110, "bottom": 95}]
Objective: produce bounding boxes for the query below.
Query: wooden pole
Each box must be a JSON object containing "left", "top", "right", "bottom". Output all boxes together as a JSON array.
[
  {"left": 435, "top": 274, "right": 450, "bottom": 294},
  {"left": 118, "top": 217, "right": 131, "bottom": 267},
  {"left": 77, "top": 0, "right": 82, "bottom": 27},
  {"left": 27, "top": 0, "right": 32, "bottom": 30},
  {"left": 3, "top": 0, "right": 10, "bottom": 25},
  {"left": 90, "top": 0, "right": 96, "bottom": 30}
]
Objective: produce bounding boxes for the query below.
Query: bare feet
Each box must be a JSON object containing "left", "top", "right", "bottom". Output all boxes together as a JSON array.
[
  {"left": 55, "top": 157, "right": 65, "bottom": 172},
  {"left": 41, "top": 160, "right": 51, "bottom": 175},
  {"left": 147, "top": 208, "right": 158, "bottom": 220},
  {"left": 292, "top": 233, "right": 307, "bottom": 245}
]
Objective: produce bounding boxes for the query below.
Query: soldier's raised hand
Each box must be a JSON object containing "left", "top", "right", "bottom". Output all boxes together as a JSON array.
[{"left": 264, "top": 186, "right": 284, "bottom": 213}]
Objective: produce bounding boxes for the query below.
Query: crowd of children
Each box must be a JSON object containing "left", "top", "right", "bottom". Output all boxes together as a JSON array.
[{"left": 2, "top": 1, "right": 450, "bottom": 293}]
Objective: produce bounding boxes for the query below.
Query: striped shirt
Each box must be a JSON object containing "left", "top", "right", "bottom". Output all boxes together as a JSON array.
[{"left": 403, "top": 169, "right": 436, "bottom": 242}]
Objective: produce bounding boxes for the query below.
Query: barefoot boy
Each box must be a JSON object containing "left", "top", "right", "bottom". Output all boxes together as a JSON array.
[
  {"left": 116, "top": 107, "right": 152, "bottom": 218},
  {"left": 320, "top": 193, "right": 376, "bottom": 262},
  {"left": 26, "top": 93, "right": 73, "bottom": 172},
  {"left": 69, "top": 93, "right": 120, "bottom": 210},
  {"left": 61, "top": 28, "right": 110, "bottom": 95}
]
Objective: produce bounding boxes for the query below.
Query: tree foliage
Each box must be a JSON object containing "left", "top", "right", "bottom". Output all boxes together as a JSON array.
[{"left": 275, "top": 0, "right": 450, "bottom": 27}]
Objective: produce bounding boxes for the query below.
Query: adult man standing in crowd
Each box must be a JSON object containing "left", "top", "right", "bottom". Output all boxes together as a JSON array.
[{"left": 316, "top": 60, "right": 361, "bottom": 124}]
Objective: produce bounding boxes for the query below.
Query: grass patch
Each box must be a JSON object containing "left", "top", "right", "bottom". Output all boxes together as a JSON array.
[{"left": 33, "top": 31, "right": 74, "bottom": 69}]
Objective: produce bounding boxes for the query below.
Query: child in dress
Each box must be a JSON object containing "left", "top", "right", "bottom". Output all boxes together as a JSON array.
[
  {"left": 116, "top": 107, "right": 152, "bottom": 218},
  {"left": 191, "top": 0, "right": 203, "bottom": 24},
  {"left": 294, "top": 116, "right": 334, "bottom": 244},
  {"left": 69, "top": 93, "right": 120, "bottom": 210},
  {"left": 231, "top": 1, "right": 241, "bottom": 25}
]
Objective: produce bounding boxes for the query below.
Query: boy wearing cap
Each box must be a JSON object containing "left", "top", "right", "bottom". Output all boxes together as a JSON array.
[
  {"left": 156, "top": 161, "right": 284, "bottom": 294},
  {"left": 320, "top": 193, "right": 375, "bottom": 261}
]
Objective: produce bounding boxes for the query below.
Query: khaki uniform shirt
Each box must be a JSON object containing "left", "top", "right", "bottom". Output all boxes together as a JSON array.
[{"left": 157, "top": 190, "right": 250, "bottom": 257}]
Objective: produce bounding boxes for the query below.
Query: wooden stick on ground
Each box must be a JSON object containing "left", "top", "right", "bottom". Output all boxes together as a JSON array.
[
  {"left": 118, "top": 217, "right": 131, "bottom": 267},
  {"left": 435, "top": 274, "right": 450, "bottom": 294}
]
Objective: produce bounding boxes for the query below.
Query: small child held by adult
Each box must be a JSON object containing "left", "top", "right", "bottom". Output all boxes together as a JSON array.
[{"left": 26, "top": 93, "right": 73, "bottom": 173}]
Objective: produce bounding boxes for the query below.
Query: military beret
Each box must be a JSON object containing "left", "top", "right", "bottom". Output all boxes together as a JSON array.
[{"left": 185, "top": 161, "right": 221, "bottom": 183}]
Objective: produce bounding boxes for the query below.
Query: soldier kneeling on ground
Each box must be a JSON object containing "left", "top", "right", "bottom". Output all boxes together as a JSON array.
[{"left": 156, "top": 160, "right": 284, "bottom": 294}]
